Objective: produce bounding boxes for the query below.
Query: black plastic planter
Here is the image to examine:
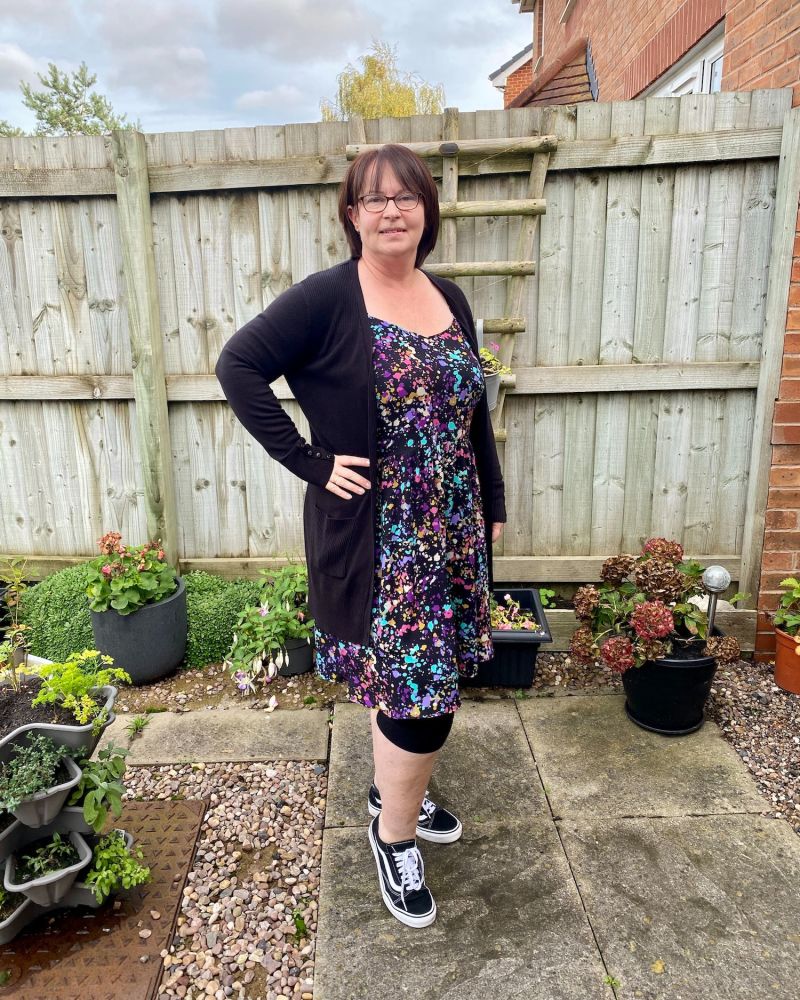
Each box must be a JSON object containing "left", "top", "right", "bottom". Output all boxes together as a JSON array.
[
  {"left": 621, "top": 629, "right": 722, "bottom": 736},
  {"left": 90, "top": 576, "right": 187, "bottom": 685},
  {"left": 461, "top": 588, "right": 552, "bottom": 688},
  {"left": 278, "top": 638, "right": 314, "bottom": 677}
]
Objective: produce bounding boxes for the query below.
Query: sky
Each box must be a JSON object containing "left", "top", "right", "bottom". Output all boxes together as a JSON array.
[{"left": 0, "top": 0, "right": 531, "bottom": 134}]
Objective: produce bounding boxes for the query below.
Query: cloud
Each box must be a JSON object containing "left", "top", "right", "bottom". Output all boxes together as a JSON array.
[
  {"left": 234, "top": 84, "right": 304, "bottom": 110},
  {"left": 0, "top": 42, "right": 48, "bottom": 92},
  {"left": 94, "top": 0, "right": 212, "bottom": 49},
  {"left": 107, "top": 46, "right": 210, "bottom": 101},
  {"left": 215, "top": 0, "right": 378, "bottom": 62},
  {"left": 0, "top": 0, "right": 76, "bottom": 30}
]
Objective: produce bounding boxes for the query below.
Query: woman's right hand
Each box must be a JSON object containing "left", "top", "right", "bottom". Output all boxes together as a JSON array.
[{"left": 325, "top": 455, "right": 372, "bottom": 499}]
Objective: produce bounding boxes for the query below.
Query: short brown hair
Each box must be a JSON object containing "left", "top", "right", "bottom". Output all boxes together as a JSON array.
[{"left": 338, "top": 143, "right": 440, "bottom": 268}]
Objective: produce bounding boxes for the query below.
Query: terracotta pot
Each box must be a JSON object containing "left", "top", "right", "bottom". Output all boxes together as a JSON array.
[{"left": 773, "top": 626, "right": 800, "bottom": 695}]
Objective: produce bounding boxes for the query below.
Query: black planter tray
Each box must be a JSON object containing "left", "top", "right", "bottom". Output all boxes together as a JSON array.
[{"left": 461, "top": 588, "right": 552, "bottom": 689}]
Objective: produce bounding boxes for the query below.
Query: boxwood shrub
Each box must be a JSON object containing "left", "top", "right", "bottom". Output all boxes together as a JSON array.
[
  {"left": 18, "top": 561, "right": 95, "bottom": 661},
  {"left": 183, "top": 571, "right": 262, "bottom": 669}
]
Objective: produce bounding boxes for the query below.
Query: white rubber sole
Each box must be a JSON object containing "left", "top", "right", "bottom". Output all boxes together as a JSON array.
[
  {"left": 367, "top": 800, "right": 463, "bottom": 844},
  {"left": 367, "top": 820, "right": 437, "bottom": 928}
]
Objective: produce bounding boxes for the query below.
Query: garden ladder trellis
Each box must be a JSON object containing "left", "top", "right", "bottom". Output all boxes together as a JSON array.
[{"left": 344, "top": 107, "right": 559, "bottom": 447}]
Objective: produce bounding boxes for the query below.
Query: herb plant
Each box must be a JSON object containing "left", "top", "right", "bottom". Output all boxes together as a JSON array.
[
  {"left": 31, "top": 649, "right": 132, "bottom": 729},
  {"left": 0, "top": 733, "right": 71, "bottom": 813},
  {"left": 15, "top": 831, "right": 79, "bottom": 883},
  {"left": 0, "top": 558, "right": 31, "bottom": 692},
  {"left": 86, "top": 531, "right": 177, "bottom": 615},
  {"left": 69, "top": 743, "right": 128, "bottom": 834},
  {"left": 84, "top": 829, "right": 151, "bottom": 904}
]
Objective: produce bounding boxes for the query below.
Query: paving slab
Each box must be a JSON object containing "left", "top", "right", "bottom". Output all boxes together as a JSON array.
[
  {"left": 558, "top": 813, "right": 800, "bottom": 1000},
  {"left": 94, "top": 708, "right": 329, "bottom": 763},
  {"left": 518, "top": 693, "right": 768, "bottom": 819},
  {"left": 316, "top": 818, "right": 614, "bottom": 1000},
  {"left": 325, "top": 699, "right": 549, "bottom": 829}
]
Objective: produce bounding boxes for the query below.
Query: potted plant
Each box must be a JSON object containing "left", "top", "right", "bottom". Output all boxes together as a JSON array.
[
  {"left": 79, "top": 828, "right": 150, "bottom": 905},
  {"left": 478, "top": 341, "right": 513, "bottom": 412},
  {"left": 770, "top": 577, "right": 800, "bottom": 695},
  {"left": 0, "top": 732, "right": 82, "bottom": 828},
  {"left": 225, "top": 563, "right": 315, "bottom": 695},
  {"left": 0, "top": 885, "right": 35, "bottom": 946},
  {"left": 0, "top": 559, "right": 30, "bottom": 681},
  {"left": 461, "top": 589, "right": 552, "bottom": 688},
  {"left": 67, "top": 743, "right": 128, "bottom": 835},
  {"left": 86, "top": 532, "right": 187, "bottom": 684},
  {"left": 568, "top": 537, "right": 745, "bottom": 735},
  {"left": 4, "top": 828, "right": 92, "bottom": 905}
]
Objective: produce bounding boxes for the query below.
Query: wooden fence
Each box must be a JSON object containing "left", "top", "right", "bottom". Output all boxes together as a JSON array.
[{"left": 3, "top": 88, "right": 800, "bottom": 650}]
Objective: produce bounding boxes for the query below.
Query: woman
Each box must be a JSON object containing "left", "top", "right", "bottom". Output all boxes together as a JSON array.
[{"left": 215, "top": 143, "right": 506, "bottom": 928}]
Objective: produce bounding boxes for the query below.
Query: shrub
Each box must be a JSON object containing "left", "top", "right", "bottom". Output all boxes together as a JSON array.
[
  {"left": 184, "top": 572, "right": 261, "bottom": 669},
  {"left": 18, "top": 562, "right": 94, "bottom": 661}
]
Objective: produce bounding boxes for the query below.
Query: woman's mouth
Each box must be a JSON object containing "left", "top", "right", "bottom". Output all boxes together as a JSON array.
[{"left": 381, "top": 229, "right": 405, "bottom": 235}]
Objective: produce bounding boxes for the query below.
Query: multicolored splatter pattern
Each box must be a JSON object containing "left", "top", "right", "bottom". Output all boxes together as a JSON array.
[{"left": 313, "top": 314, "right": 493, "bottom": 719}]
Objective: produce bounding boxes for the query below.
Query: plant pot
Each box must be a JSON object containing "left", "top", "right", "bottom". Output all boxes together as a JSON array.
[
  {"left": 2, "top": 753, "right": 82, "bottom": 829},
  {"left": 4, "top": 829, "right": 92, "bottom": 905},
  {"left": 621, "top": 631, "right": 722, "bottom": 736},
  {"left": 773, "top": 626, "right": 800, "bottom": 695},
  {"left": 278, "top": 638, "right": 314, "bottom": 677},
  {"left": 483, "top": 371, "right": 500, "bottom": 411},
  {"left": 0, "top": 806, "right": 93, "bottom": 867},
  {"left": 0, "top": 678, "right": 118, "bottom": 757},
  {"left": 67, "top": 828, "right": 135, "bottom": 909},
  {"left": 0, "top": 892, "right": 38, "bottom": 946},
  {"left": 90, "top": 576, "right": 187, "bottom": 685},
  {"left": 461, "top": 589, "right": 553, "bottom": 688}
]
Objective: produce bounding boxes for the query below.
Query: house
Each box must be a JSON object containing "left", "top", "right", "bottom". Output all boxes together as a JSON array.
[{"left": 490, "top": 0, "right": 800, "bottom": 664}]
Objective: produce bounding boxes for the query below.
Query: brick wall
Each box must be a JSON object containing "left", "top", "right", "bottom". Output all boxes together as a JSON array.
[{"left": 506, "top": 61, "right": 534, "bottom": 106}]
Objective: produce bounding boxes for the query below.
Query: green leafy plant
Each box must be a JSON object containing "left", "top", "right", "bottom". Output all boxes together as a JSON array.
[
  {"left": 225, "top": 563, "right": 314, "bottom": 695},
  {"left": 84, "top": 829, "right": 151, "bottom": 904},
  {"left": 15, "top": 831, "right": 79, "bottom": 882},
  {"left": 0, "top": 886, "right": 25, "bottom": 921},
  {"left": 30, "top": 649, "right": 132, "bottom": 729},
  {"left": 0, "top": 733, "right": 71, "bottom": 812},
  {"left": 569, "top": 537, "right": 747, "bottom": 672},
  {"left": 68, "top": 743, "right": 128, "bottom": 834},
  {"left": 772, "top": 577, "right": 800, "bottom": 639},
  {"left": 86, "top": 531, "right": 176, "bottom": 615},
  {"left": 125, "top": 715, "right": 151, "bottom": 742},
  {"left": 184, "top": 572, "right": 261, "bottom": 669},
  {"left": 478, "top": 341, "right": 512, "bottom": 377},
  {"left": 538, "top": 588, "right": 556, "bottom": 608},
  {"left": 0, "top": 558, "right": 31, "bottom": 693},
  {"left": 490, "top": 593, "right": 542, "bottom": 632},
  {"left": 17, "top": 562, "right": 94, "bottom": 661}
]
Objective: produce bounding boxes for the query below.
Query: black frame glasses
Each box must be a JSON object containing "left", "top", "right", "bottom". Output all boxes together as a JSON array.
[{"left": 358, "top": 192, "right": 422, "bottom": 213}]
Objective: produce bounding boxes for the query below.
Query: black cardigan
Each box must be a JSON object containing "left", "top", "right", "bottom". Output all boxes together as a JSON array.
[{"left": 214, "top": 256, "right": 506, "bottom": 645}]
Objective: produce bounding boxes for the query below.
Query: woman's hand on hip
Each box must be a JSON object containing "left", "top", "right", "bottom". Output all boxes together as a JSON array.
[
  {"left": 491, "top": 522, "right": 504, "bottom": 543},
  {"left": 325, "top": 455, "right": 372, "bottom": 499}
]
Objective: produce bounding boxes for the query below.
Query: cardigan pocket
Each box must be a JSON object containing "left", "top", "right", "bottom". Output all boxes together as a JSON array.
[{"left": 307, "top": 501, "right": 361, "bottom": 579}]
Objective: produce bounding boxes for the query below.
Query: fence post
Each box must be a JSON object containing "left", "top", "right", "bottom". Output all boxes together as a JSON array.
[{"left": 111, "top": 129, "right": 179, "bottom": 569}]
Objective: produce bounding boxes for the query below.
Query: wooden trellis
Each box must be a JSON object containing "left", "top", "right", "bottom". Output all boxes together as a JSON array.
[{"left": 345, "top": 107, "right": 558, "bottom": 447}]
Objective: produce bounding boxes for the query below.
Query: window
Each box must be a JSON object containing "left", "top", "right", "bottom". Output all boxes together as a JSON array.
[{"left": 640, "top": 21, "right": 725, "bottom": 98}]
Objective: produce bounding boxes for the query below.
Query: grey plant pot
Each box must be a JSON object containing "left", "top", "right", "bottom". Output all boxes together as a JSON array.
[
  {"left": 8, "top": 754, "right": 82, "bottom": 829},
  {"left": 90, "top": 576, "right": 187, "bottom": 685},
  {"left": 4, "top": 829, "right": 92, "bottom": 906},
  {"left": 0, "top": 892, "right": 38, "bottom": 946},
  {"left": 0, "top": 683, "right": 118, "bottom": 757},
  {"left": 484, "top": 372, "right": 500, "bottom": 411},
  {"left": 0, "top": 806, "right": 93, "bottom": 867}
]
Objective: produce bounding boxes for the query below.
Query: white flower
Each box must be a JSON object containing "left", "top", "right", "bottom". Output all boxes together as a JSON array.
[{"left": 265, "top": 695, "right": 278, "bottom": 713}]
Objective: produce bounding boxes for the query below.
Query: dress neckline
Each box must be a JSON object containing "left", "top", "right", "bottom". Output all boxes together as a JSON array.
[{"left": 368, "top": 314, "right": 457, "bottom": 339}]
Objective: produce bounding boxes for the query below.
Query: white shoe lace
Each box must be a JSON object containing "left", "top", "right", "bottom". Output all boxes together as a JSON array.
[
  {"left": 420, "top": 796, "right": 437, "bottom": 822},
  {"left": 394, "top": 845, "right": 424, "bottom": 905}
]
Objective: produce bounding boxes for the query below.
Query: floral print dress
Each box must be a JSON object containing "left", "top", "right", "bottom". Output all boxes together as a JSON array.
[{"left": 313, "top": 314, "right": 493, "bottom": 719}]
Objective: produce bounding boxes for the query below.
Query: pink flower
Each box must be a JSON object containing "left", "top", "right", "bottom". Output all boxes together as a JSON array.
[
  {"left": 101, "top": 564, "right": 113, "bottom": 576},
  {"left": 157, "top": 548, "right": 165, "bottom": 560},
  {"left": 490, "top": 341, "right": 500, "bottom": 352}
]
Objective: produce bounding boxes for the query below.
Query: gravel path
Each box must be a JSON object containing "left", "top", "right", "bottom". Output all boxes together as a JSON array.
[{"left": 119, "top": 652, "right": 796, "bottom": 999}]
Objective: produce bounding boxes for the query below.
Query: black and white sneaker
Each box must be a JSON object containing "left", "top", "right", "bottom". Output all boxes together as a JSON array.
[
  {"left": 368, "top": 783, "right": 463, "bottom": 843},
  {"left": 367, "top": 815, "right": 437, "bottom": 927}
]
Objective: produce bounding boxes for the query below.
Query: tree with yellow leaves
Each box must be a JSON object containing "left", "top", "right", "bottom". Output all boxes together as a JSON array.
[{"left": 320, "top": 40, "right": 445, "bottom": 121}]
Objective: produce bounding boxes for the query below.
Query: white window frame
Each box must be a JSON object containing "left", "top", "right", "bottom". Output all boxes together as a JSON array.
[{"left": 640, "top": 21, "right": 725, "bottom": 98}]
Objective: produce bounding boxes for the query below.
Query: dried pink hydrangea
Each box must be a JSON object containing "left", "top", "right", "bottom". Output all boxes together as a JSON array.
[
  {"left": 630, "top": 600, "right": 674, "bottom": 640},
  {"left": 600, "top": 635, "right": 636, "bottom": 673}
]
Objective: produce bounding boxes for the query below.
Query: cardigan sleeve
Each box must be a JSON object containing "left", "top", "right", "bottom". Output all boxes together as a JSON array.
[{"left": 214, "top": 282, "right": 336, "bottom": 488}]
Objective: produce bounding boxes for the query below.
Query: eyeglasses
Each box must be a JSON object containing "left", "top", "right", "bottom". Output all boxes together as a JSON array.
[{"left": 358, "top": 191, "right": 421, "bottom": 212}]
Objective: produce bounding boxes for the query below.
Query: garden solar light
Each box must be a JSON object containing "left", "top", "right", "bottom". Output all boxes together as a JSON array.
[{"left": 702, "top": 565, "right": 731, "bottom": 637}]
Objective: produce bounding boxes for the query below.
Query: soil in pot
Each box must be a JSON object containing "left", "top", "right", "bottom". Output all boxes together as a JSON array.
[
  {"left": 14, "top": 832, "right": 81, "bottom": 884},
  {"left": 0, "top": 678, "right": 76, "bottom": 740},
  {"left": 0, "top": 890, "right": 25, "bottom": 922}
]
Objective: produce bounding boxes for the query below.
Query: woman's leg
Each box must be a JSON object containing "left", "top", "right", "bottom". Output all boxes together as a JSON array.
[{"left": 370, "top": 708, "right": 440, "bottom": 843}]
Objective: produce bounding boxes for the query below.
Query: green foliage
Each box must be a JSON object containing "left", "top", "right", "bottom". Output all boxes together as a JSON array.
[
  {"left": 0, "top": 558, "right": 31, "bottom": 692},
  {"left": 16, "top": 831, "right": 79, "bottom": 883},
  {"left": 184, "top": 571, "right": 261, "bottom": 669},
  {"left": 538, "top": 588, "right": 556, "bottom": 608},
  {"left": 17, "top": 562, "right": 95, "bottom": 662},
  {"left": 86, "top": 532, "right": 177, "bottom": 615},
  {"left": 489, "top": 593, "right": 542, "bottom": 632},
  {"left": 84, "top": 829, "right": 151, "bottom": 904},
  {"left": 225, "top": 564, "right": 314, "bottom": 694},
  {"left": 0, "top": 734, "right": 71, "bottom": 813},
  {"left": 773, "top": 577, "right": 800, "bottom": 637},
  {"left": 31, "top": 649, "right": 132, "bottom": 727},
  {"left": 69, "top": 743, "right": 128, "bottom": 834},
  {"left": 320, "top": 39, "right": 444, "bottom": 121},
  {"left": 125, "top": 715, "right": 151, "bottom": 742},
  {"left": 1, "top": 61, "right": 140, "bottom": 137},
  {"left": 478, "top": 343, "right": 513, "bottom": 376}
]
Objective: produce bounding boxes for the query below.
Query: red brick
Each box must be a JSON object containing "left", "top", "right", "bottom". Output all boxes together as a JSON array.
[
  {"left": 769, "top": 466, "right": 800, "bottom": 487},
  {"left": 761, "top": 549, "right": 796, "bottom": 571},
  {"left": 788, "top": 308, "right": 800, "bottom": 331},
  {"left": 761, "top": 570, "right": 797, "bottom": 591},
  {"left": 753, "top": 651, "right": 775, "bottom": 664},
  {"left": 757, "top": 610, "right": 776, "bottom": 631},
  {"left": 759, "top": 591, "right": 783, "bottom": 611},
  {"left": 765, "top": 509, "right": 799, "bottom": 529},
  {"left": 771, "top": 425, "right": 800, "bottom": 445},
  {"left": 779, "top": 378, "right": 800, "bottom": 399},
  {"left": 781, "top": 356, "right": 800, "bottom": 377},
  {"left": 755, "top": 631, "right": 777, "bottom": 653},
  {"left": 770, "top": 444, "right": 800, "bottom": 463},
  {"left": 765, "top": 529, "right": 800, "bottom": 549},
  {"left": 785, "top": 332, "right": 800, "bottom": 352},
  {"left": 768, "top": 487, "right": 800, "bottom": 507},
  {"left": 789, "top": 284, "right": 800, "bottom": 308},
  {"left": 774, "top": 400, "right": 800, "bottom": 421}
]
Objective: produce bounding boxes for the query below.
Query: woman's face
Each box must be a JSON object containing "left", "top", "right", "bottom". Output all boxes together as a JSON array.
[{"left": 347, "top": 165, "right": 425, "bottom": 264}]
